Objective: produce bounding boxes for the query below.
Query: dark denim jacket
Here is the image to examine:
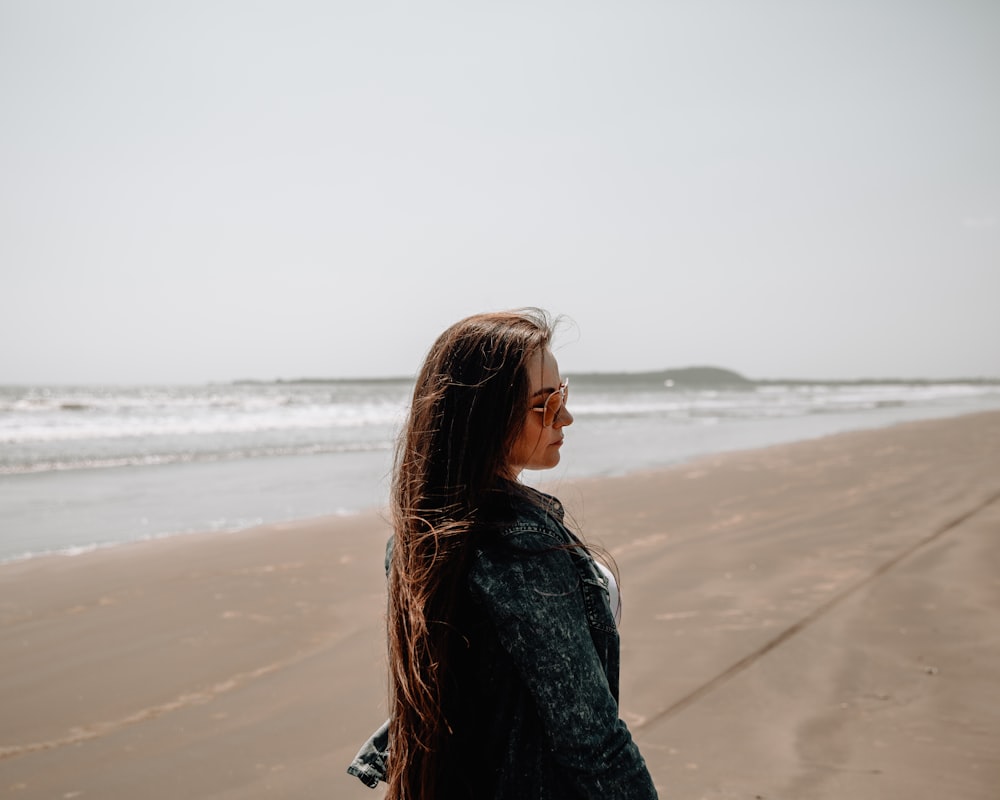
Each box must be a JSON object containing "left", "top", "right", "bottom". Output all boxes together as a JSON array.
[{"left": 348, "top": 488, "right": 657, "bottom": 799}]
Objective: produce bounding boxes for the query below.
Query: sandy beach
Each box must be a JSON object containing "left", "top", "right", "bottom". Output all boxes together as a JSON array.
[{"left": 2, "top": 411, "right": 999, "bottom": 799}]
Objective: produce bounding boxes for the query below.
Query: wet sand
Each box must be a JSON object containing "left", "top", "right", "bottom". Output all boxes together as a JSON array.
[{"left": 2, "top": 411, "right": 999, "bottom": 798}]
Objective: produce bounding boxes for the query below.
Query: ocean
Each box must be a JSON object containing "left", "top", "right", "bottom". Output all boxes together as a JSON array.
[{"left": 3, "top": 373, "right": 999, "bottom": 562}]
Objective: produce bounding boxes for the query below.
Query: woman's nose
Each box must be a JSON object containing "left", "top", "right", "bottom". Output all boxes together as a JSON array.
[{"left": 556, "top": 407, "right": 573, "bottom": 427}]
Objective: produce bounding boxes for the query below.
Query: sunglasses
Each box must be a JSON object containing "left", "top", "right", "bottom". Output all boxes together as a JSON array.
[{"left": 531, "top": 379, "right": 569, "bottom": 428}]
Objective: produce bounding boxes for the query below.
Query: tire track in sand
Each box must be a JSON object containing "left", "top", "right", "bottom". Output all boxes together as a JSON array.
[
  {"left": 634, "top": 487, "right": 1000, "bottom": 731},
  {"left": 0, "top": 640, "right": 330, "bottom": 762}
]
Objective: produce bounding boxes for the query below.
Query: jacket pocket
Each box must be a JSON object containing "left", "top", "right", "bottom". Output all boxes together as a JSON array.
[{"left": 579, "top": 560, "right": 617, "bottom": 635}]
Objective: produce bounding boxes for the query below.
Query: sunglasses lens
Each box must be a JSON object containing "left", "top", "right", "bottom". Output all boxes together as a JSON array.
[{"left": 544, "top": 385, "right": 567, "bottom": 427}]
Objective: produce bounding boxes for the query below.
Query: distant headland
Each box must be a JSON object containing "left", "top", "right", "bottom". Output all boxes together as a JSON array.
[
  {"left": 234, "top": 367, "right": 999, "bottom": 387},
  {"left": 566, "top": 367, "right": 1000, "bottom": 388}
]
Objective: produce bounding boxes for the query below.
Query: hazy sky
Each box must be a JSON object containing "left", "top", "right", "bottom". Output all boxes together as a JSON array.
[{"left": 2, "top": 0, "right": 998, "bottom": 384}]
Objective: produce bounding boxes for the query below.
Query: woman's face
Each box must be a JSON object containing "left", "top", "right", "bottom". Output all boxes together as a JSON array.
[{"left": 506, "top": 348, "right": 573, "bottom": 476}]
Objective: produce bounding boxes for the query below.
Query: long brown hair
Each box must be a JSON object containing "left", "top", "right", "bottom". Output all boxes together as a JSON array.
[{"left": 386, "top": 309, "right": 553, "bottom": 799}]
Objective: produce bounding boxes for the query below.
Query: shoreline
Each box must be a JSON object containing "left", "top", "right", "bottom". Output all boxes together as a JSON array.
[
  {"left": 5, "top": 404, "right": 1000, "bottom": 566},
  {"left": 2, "top": 411, "right": 999, "bottom": 798}
]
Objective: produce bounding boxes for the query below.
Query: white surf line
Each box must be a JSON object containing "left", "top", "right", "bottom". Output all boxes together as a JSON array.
[
  {"left": 634, "top": 487, "right": 1000, "bottom": 732},
  {"left": 0, "top": 642, "right": 327, "bottom": 762}
]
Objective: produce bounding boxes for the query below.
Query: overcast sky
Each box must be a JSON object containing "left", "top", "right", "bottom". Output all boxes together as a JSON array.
[{"left": 1, "top": 0, "right": 998, "bottom": 384}]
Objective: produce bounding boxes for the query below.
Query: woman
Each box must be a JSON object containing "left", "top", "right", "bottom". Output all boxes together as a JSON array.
[{"left": 348, "top": 309, "right": 657, "bottom": 799}]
